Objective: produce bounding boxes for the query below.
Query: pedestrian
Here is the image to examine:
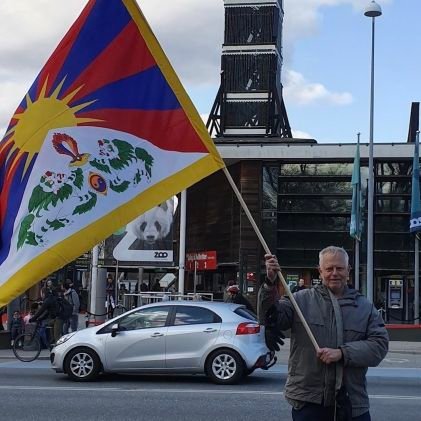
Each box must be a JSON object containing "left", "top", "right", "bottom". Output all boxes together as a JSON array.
[
  {"left": 63, "top": 280, "right": 80, "bottom": 334},
  {"left": 224, "top": 285, "right": 254, "bottom": 312},
  {"left": 10, "top": 310, "right": 24, "bottom": 346},
  {"left": 223, "top": 279, "right": 237, "bottom": 302},
  {"left": 40, "top": 279, "right": 53, "bottom": 300},
  {"left": 105, "top": 274, "right": 116, "bottom": 319},
  {"left": 30, "top": 288, "right": 64, "bottom": 344},
  {"left": 262, "top": 246, "right": 389, "bottom": 421},
  {"left": 24, "top": 303, "right": 39, "bottom": 326},
  {"left": 291, "top": 278, "right": 306, "bottom": 293},
  {"left": 0, "top": 306, "right": 5, "bottom": 331}
]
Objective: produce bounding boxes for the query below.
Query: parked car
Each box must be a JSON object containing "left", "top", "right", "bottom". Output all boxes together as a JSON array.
[{"left": 50, "top": 301, "right": 275, "bottom": 384}]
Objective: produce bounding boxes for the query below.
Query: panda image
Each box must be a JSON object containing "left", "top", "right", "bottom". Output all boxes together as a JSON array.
[{"left": 125, "top": 199, "right": 174, "bottom": 249}]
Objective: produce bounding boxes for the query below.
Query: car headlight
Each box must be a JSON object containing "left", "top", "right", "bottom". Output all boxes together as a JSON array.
[{"left": 55, "top": 332, "right": 77, "bottom": 346}]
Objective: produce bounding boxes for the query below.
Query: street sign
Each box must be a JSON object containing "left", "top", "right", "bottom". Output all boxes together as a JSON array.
[{"left": 186, "top": 251, "right": 217, "bottom": 271}]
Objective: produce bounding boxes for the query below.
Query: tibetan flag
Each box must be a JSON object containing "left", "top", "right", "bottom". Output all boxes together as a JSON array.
[
  {"left": 410, "top": 132, "right": 421, "bottom": 233},
  {"left": 350, "top": 139, "right": 362, "bottom": 240},
  {"left": 0, "top": 0, "right": 225, "bottom": 306}
]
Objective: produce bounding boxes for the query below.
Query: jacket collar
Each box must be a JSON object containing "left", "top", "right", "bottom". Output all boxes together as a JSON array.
[{"left": 317, "top": 284, "right": 361, "bottom": 306}]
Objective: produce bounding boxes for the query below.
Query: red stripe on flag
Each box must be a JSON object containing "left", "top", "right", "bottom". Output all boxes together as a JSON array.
[
  {"left": 0, "top": 154, "right": 25, "bottom": 227},
  {"left": 64, "top": 21, "right": 156, "bottom": 102},
  {"left": 37, "top": 0, "right": 96, "bottom": 97},
  {"left": 78, "top": 108, "right": 209, "bottom": 153}
]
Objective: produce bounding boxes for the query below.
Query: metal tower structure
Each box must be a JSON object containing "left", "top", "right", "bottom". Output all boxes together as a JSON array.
[{"left": 207, "top": 0, "right": 292, "bottom": 138}]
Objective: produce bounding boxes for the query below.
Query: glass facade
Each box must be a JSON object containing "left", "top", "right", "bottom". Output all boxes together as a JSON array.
[{"left": 262, "top": 159, "right": 418, "bottom": 322}]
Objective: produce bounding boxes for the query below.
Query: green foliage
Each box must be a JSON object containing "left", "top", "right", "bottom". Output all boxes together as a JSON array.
[
  {"left": 110, "top": 180, "right": 130, "bottom": 193},
  {"left": 72, "top": 168, "right": 84, "bottom": 189},
  {"left": 113, "top": 139, "right": 135, "bottom": 162},
  {"left": 47, "top": 219, "right": 66, "bottom": 230},
  {"left": 52, "top": 184, "right": 73, "bottom": 207},
  {"left": 73, "top": 192, "right": 97, "bottom": 215},
  {"left": 17, "top": 214, "right": 35, "bottom": 249},
  {"left": 28, "top": 186, "right": 53, "bottom": 214},
  {"left": 90, "top": 159, "right": 111, "bottom": 174},
  {"left": 133, "top": 169, "right": 142, "bottom": 184},
  {"left": 135, "top": 148, "right": 154, "bottom": 177},
  {"left": 25, "top": 231, "right": 38, "bottom": 246},
  {"left": 109, "top": 157, "right": 126, "bottom": 171}
]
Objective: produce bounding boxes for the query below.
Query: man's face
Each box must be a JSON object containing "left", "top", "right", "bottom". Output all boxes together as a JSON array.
[{"left": 318, "top": 252, "right": 350, "bottom": 295}]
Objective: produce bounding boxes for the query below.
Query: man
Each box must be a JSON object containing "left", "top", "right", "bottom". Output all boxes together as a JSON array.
[
  {"left": 291, "top": 278, "right": 306, "bottom": 293},
  {"left": 63, "top": 280, "right": 80, "bottom": 333},
  {"left": 263, "top": 246, "right": 388, "bottom": 421}
]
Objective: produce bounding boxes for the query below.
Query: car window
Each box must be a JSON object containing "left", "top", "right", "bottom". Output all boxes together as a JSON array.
[
  {"left": 173, "top": 306, "right": 221, "bottom": 326},
  {"left": 117, "top": 306, "right": 170, "bottom": 331},
  {"left": 234, "top": 307, "right": 257, "bottom": 321}
]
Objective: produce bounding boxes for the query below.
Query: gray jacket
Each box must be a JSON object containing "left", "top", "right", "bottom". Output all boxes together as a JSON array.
[
  {"left": 64, "top": 289, "right": 80, "bottom": 316},
  {"left": 264, "top": 284, "right": 389, "bottom": 417}
]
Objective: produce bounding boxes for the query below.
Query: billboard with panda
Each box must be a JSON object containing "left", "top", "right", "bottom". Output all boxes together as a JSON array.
[{"left": 103, "top": 197, "right": 177, "bottom": 266}]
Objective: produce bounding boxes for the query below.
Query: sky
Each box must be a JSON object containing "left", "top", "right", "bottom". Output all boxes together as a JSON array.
[{"left": 0, "top": 0, "right": 419, "bottom": 144}]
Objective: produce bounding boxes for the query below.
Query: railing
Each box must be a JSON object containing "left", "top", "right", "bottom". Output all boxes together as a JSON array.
[{"left": 121, "top": 292, "right": 214, "bottom": 310}]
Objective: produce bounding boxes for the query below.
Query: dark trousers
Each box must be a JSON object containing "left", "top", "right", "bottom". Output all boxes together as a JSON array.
[{"left": 292, "top": 403, "right": 371, "bottom": 421}]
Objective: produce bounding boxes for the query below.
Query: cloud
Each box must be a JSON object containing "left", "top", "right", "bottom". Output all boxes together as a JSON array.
[
  {"left": 140, "top": 0, "right": 224, "bottom": 87},
  {"left": 0, "top": 0, "right": 380, "bottom": 132},
  {"left": 284, "top": 70, "right": 353, "bottom": 106},
  {"left": 292, "top": 129, "right": 314, "bottom": 139}
]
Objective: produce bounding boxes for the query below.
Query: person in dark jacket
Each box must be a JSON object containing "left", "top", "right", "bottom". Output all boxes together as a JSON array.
[
  {"left": 263, "top": 246, "right": 389, "bottom": 421},
  {"left": 63, "top": 280, "right": 80, "bottom": 333},
  {"left": 291, "top": 278, "right": 306, "bottom": 293},
  {"left": 224, "top": 285, "right": 254, "bottom": 312},
  {"left": 10, "top": 311, "right": 24, "bottom": 346},
  {"left": 105, "top": 275, "right": 116, "bottom": 319},
  {"left": 30, "top": 288, "right": 63, "bottom": 343}
]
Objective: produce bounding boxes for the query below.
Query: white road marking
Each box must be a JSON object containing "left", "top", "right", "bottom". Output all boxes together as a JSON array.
[
  {"left": 384, "top": 358, "right": 410, "bottom": 364},
  {"left": 0, "top": 385, "right": 419, "bottom": 401}
]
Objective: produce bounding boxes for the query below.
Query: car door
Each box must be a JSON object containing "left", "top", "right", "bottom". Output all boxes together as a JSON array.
[
  {"left": 104, "top": 306, "right": 170, "bottom": 371},
  {"left": 165, "top": 305, "right": 222, "bottom": 369}
]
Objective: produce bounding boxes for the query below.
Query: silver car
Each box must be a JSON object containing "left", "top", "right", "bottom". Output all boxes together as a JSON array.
[{"left": 50, "top": 301, "right": 275, "bottom": 384}]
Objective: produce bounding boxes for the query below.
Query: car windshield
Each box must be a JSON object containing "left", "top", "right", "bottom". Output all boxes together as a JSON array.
[{"left": 234, "top": 307, "right": 257, "bottom": 321}]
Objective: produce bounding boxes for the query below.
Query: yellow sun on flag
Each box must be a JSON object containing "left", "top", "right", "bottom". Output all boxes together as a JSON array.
[{"left": 2, "top": 77, "right": 101, "bottom": 174}]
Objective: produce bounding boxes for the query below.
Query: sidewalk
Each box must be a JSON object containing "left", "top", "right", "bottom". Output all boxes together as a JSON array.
[
  {"left": 273, "top": 339, "right": 421, "bottom": 369},
  {"left": 1, "top": 337, "right": 421, "bottom": 367}
]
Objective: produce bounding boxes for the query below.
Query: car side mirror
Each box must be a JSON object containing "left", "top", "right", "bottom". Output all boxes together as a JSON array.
[{"left": 111, "top": 323, "right": 119, "bottom": 337}]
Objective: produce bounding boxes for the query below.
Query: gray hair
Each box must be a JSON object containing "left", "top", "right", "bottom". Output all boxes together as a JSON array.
[{"left": 319, "top": 246, "right": 349, "bottom": 267}]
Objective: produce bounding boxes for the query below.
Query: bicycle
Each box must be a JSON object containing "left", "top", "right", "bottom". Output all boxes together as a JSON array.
[{"left": 12, "top": 320, "right": 51, "bottom": 362}]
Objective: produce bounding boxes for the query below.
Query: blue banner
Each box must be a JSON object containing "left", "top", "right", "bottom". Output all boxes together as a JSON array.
[
  {"left": 350, "top": 140, "right": 362, "bottom": 240},
  {"left": 410, "top": 132, "right": 421, "bottom": 233}
]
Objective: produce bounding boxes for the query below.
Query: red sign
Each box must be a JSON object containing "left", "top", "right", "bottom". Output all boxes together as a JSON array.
[{"left": 186, "top": 250, "right": 217, "bottom": 271}]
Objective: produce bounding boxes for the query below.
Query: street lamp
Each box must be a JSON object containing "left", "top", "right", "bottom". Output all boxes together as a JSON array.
[{"left": 365, "top": 1, "right": 382, "bottom": 302}]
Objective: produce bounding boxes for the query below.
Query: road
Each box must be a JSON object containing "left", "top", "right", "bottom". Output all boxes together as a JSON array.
[{"left": 1, "top": 360, "right": 420, "bottom": 421}]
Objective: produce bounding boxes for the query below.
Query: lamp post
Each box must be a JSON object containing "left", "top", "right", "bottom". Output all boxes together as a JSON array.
[{"left": 364, "top": 1, "right": 382, "bottom": 302}]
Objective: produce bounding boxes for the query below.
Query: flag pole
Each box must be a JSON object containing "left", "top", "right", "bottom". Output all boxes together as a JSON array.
[
  {"left": 414, "top": 131, "right": 421, "bottom": 325},
  {"left": 354, "top": 133, "right": 361, "bottom": 291},
  {"left": 415, "top": 233, "right": 419, "bottom": 324},
  {"left": 222, "top": 167, "right": 320, "bottom": 352},
  {"left": 178, "top": 190, "right": 187, "bottom": 295}
]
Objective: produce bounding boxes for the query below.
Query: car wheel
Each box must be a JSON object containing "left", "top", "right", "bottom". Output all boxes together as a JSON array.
[
  {"left": 206, "top": 349, "right": 244, "bottom": 385},
  {"left": 64, "top": 347, "right": 101, "bottom": 382}
]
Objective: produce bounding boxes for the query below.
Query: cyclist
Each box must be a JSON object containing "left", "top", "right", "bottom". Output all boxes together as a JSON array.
[{"left": 29, "top": 288, "right": 61, "bottom": 344}]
